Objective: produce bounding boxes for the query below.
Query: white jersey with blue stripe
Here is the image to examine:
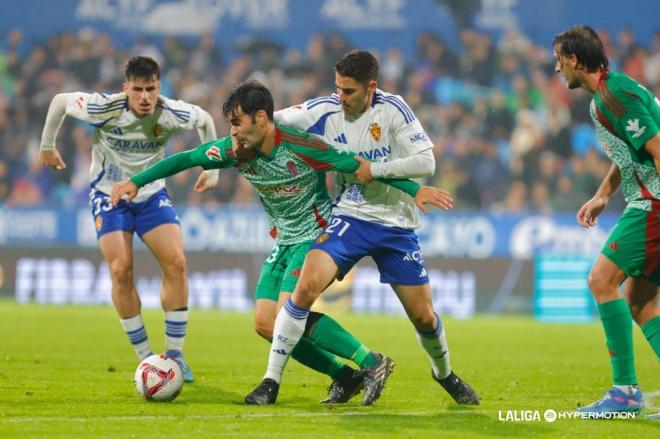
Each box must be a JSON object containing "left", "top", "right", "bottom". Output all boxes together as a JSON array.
[
  {"left": 64, "top": 92, "right": 208, "bottom": 202},
  {"left": 274, "top": 89, "right": 434, "bottom": 229}
]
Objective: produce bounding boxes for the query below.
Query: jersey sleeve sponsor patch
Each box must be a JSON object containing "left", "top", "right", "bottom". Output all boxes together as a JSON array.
[{"left": 205, "top": 146, "right": 222, "bottom": 161}]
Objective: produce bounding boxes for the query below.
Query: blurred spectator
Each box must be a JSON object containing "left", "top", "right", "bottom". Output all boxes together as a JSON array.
[{"left": 0, "top": 24, "right": 656, "bottom": 215}]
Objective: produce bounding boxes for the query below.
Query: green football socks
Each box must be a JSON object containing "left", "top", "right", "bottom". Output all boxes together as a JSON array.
[
  {"left": 291, "top": 337, "right": 351, "bottom": 379},
  {"left": 641, "top": 315, "right": 660, "bottom": 361},
  {"left": 598, "top": 299, "right": 637, "bottom": 385},
  {"left": 308, "top": 314, "right": 379, "bottom": 368}
]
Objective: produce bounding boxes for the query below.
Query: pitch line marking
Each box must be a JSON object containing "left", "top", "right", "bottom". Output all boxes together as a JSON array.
[{"left": 5, "top": 410, "right": 481, "bottom": 423}]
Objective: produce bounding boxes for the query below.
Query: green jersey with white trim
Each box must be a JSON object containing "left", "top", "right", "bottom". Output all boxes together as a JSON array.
[
  {"left": 131, "top": 124, "right": 420, "bottom": 244},
  {"left": 590, "top": 71, "right": 660, "bottom": 210}
]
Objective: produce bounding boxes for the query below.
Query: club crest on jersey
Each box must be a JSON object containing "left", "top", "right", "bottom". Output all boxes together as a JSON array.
[
  {"left": 206, "top": 146, "right": 222, "bottom": 161},
  {"left": 95, "top": 215, "right": 102, "bottom": 231},
  {"left": 316, "top": 232, "right": 330, "bottom": 244},
  {"left": 369, "top": 123, "right": 382, "bottom": 141},
  {"left": 152, "top": 123, "right": 162, "bottom": 137},
  {"left": 287, "top": 161, "right": 299, "bottom": 177}
]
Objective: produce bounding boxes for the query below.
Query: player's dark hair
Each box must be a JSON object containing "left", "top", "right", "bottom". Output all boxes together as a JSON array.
[
  {"left": 222, "top": 79, "right": 274, "bottom": 121},
  {"left": 335, "top": 50, "right": 379, "bottom": 85},
  {"left": 553, "top": 25, "right": 609, "bottom": 73},
  {"left": 124, "top": 56, "right": 160, "bottom": 81}
]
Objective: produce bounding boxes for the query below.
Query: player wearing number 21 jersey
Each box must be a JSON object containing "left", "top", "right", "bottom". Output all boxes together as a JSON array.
[
  {"left": 244, "top": 50, "right": 479, "bottom": 407},
  {"left": 111, "top": 79, "right": 450, "bottom": 405}
]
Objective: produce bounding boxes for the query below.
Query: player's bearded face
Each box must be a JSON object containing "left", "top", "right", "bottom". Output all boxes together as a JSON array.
[
  {"left": 336, "top": 73, "right": 375, "bottom": 117},
  {"left": 124, "top": 76, "right": 160, "bottom": 117},
  {"left": 228, "top": 108, "right": 265, "bottom": 150},
  {"left": 554, "top": 51, "right": 581, "bottom": 90}
]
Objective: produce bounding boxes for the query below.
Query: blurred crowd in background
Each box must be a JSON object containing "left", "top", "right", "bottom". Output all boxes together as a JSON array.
[{"left": 0, "top": 25, "right": 658, "bottom": 212}]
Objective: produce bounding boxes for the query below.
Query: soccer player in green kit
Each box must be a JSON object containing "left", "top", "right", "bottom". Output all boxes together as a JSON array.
[
  {"left": 554, "top": 25, "right": 660, "bottom": 418},
  {"left": 111, "top": 79, "right": 453, "bottom": 404}
]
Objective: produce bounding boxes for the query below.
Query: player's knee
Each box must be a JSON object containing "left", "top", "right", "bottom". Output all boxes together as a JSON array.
[
  {"left": 253, "top": 318, "right": 273, "bottom": 340},
  {"left": 296, "top": 275, "right": 324, "bottom": 299},
  {"left": 108, "top": 259, "right": 133, "bottom": 284},
  {"left": 163, "top": 252, "right": 187, "bottom": 277},
  {"left": 586, "top": 272, "right": 609, "bottom": 298},
  {"left": 628, "top": 298, "right": 659, "bottom": 326},
  {"left": 411, "top": 309, "right": 436, "bottom": 332},
  {"left": 629, "top": 305, "right": 643, "bottom": 324}
]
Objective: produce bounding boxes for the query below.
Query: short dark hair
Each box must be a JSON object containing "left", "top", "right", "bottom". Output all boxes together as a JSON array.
[
  {"left": 222, "top": 79, "right": 274, "bottom": 121},
  {"left": 124, "top": 56, "right": 160, "bottom": 81},
  {"left": 552, "top": 25, "right": 609, "bottom": 73},
  {"left": 335, "top": 50, "right": 379, "bottom": 84}
]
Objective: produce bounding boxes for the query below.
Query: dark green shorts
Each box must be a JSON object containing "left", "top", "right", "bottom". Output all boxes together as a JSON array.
[
  {"left": 254, "top": 241, "right": 313, "bottom": 301},
  {"left": 602, "top": 207, "right": 660, "bottom": 284}
]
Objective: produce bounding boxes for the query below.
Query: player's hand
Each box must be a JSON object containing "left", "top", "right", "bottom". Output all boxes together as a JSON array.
[
  {"left": 110, "top": 180, "right": 138, "bottom": 206},
  {"left": 195, "top": 170, "right": 219, "bottom": 192},
  {"left": 354, "top": 156, "right": 374, "bottom": 184},
  {"left": 577, "top": 196, "right": 608, "bottom": 228},
  {"left": 39, "top": 149, "right": 66, "bottom": 170},
  {"left": 414, "top": 185, "right": 454, "bottom": 214}
]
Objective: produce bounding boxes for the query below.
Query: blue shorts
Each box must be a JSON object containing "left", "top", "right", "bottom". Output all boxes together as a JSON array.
[
  {"left": 89, "top": 188, "right": 179, "bottom": 239},
  {"left": 312, "top": 215, "right": 429, "bottom": 285}
]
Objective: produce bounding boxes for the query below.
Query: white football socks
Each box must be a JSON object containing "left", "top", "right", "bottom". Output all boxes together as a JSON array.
[
  {"left": 120, "top": 315, "right": 152, "bottom": 360},
  {"left": 165, "top": 309, "right": 189, "bottom": 354},
  {"left": 264, "top": 299, "right": 309, "bottom": 384},
  {"left": 416, "top": 313, "right": 451, "bottom": 380}
]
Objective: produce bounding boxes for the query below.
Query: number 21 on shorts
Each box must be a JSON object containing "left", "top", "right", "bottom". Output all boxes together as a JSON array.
[{"left": 325, "top": 217, "right": 350, "bottom": 236}]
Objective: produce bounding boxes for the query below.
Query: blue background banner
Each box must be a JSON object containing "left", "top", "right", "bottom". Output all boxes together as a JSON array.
[{"left": 0, "top": 206, "right": 618, "bottom": 259}]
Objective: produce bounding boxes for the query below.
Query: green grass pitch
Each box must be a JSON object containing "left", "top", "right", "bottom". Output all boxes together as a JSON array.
[{"left": 1, "top": 302, "right": 659, "bottom": 438}]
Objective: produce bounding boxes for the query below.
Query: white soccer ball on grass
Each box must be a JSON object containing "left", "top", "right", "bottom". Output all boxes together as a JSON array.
[{"left": 134, "top": 354, "right": 184, "bottom": 402}]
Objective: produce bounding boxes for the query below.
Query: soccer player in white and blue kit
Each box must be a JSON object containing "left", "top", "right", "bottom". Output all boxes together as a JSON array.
[
  {"left": 38, "top": 56, "right": 217, "bottom": 382},
  {"left": 243, "top": 50, "right": 480, "bottom": 405}
]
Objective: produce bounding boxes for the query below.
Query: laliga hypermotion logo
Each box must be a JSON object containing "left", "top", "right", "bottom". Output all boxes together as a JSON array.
[{"left": 498, "top": 408, "right": 638, "bottom": 422}]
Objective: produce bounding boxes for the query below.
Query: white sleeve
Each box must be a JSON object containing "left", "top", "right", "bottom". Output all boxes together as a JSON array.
[
  {"left": 65, "top": 91, "right": 126, "bottom": 122},
  {"left": 195, "top": 108, "right": 217, "bottom": 143},
  {"left": 40, "top": 93, "right": 68, "bottom": 150},
  {"left": 274, "top": 105, "right": 317, "bottom": 131},
  {"left": 370, "top": 148, "right": 435, "bottom": 178},
  {"left": 275, "top": 94, "right": 341, "bottom": 132},
  {"left": 158, "top": 97, "right": 212, "bottom": 134},
  {"left": 370, "top": 103, "right": 435, "bottom": 178},
  {"left": 41, "top": 92, "right": 126, "bottom": 149}
]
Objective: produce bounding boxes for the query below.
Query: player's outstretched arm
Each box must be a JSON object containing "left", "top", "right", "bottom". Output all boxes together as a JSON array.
[
  {"left": 283, "top": 131, "right": 423, "bottom": 197},
  {"left": 194, "top": 138, "right": 256, "bottom": 192},
  {"left": 112, "top": 147, "right": 203, "bottom": 205},
  {"left": 355, "top": 149, "right": 435, "bottom": 184},
  {"left": 39, "top": 93, "right": 70, "bottom": 170},
  {"left": 414, "top": 186, "right": 454, "bottom": 214},
  {"left": 111, "top": 180, "right": 139, "bottom": 205}
]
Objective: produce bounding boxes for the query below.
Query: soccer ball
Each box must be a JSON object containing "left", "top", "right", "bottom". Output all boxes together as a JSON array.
[{"left": 134, "top": 354, "right": 184, "bottom": 402}]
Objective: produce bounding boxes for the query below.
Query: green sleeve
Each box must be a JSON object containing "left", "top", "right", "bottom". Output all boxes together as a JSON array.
[
  {"left": 279, "top": 128, "right": 420, "bottom": 196},
  {"left": 130, "top": 137, "right": 236, "bottom": 187},
  {"left": 376, "top": 178, "right": 421, "bottom": 197}
]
